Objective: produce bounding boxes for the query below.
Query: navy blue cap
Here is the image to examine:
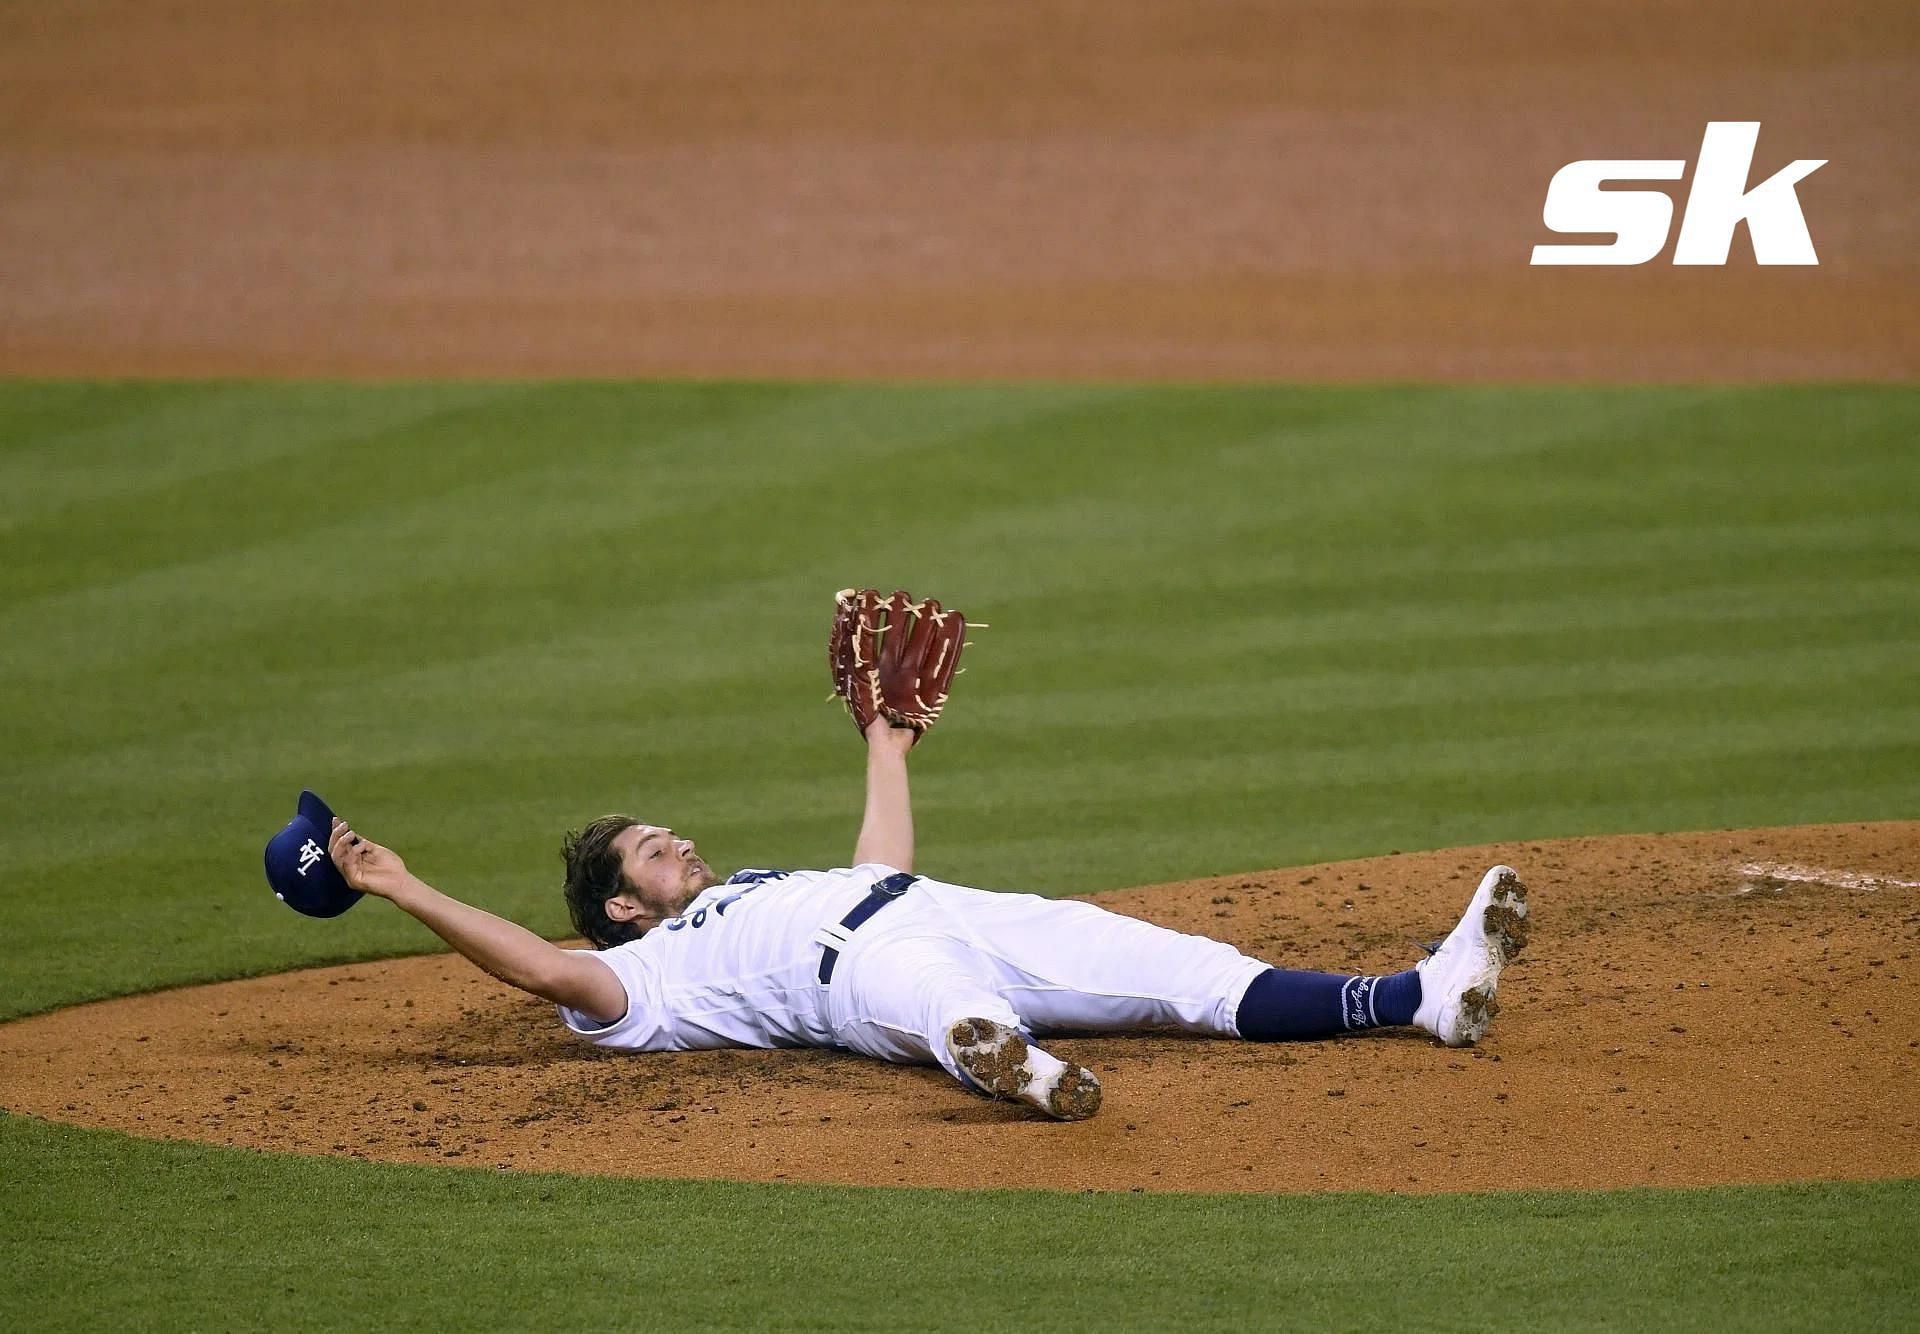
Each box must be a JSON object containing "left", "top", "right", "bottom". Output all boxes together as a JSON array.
[{"left": 263, "top": 790, "right": 363, "bottom": 918}]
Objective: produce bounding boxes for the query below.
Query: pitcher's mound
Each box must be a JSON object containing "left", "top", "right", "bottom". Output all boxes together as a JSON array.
[{"left": 2, "top": 822, "right": 1915, "bottom": 1194}]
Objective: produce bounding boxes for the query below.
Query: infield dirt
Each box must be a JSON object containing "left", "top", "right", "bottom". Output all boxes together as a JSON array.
[
  {"left": 2, "top": 1, "right": 1915, "bottom": 380},
  {"left": 3, "top": 823, "right": 1914, "bottom": 1195}
]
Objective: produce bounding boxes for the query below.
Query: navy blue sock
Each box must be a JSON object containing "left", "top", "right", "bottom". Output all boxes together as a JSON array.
[{"left": 1235, "top": 966, "right": 1423, "bottom": 1041}]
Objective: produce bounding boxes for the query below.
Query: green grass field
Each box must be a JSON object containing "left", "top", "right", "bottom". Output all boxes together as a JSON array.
[{"left": 3, "top": 382, "right": 1917, "bottom": 1329}]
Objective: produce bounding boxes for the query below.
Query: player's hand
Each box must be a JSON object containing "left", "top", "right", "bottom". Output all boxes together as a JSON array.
[
  {"left": 864, "top": 716, "right": 918, "bottom": 756},
  {"left": 328, "top": 817, "right": 412, "bottom": 899}
]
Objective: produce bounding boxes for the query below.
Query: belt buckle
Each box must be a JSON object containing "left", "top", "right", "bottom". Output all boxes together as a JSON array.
[{"left": 872, "top": 871, "right": 916, "bottom": 899}]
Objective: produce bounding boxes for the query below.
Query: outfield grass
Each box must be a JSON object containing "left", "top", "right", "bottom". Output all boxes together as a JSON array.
[
  {"left": 3, "top": 382, "right": 1917, "bottom": 1329},
  {"left": 5, "top": 1115, "right": 1915, "bottom": 1333}
]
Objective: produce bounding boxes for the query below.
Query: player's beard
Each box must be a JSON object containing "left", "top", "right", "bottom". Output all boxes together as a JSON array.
[{"left": 681, "top": 859, "right": 722, "bottom": 902}]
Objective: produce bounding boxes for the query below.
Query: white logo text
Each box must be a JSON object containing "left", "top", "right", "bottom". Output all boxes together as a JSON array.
[{"left": 1531, "top": 122, "right": 1825, "bottom": 266}]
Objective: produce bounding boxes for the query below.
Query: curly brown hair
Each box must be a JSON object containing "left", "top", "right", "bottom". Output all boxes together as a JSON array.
[{"left": 561, "top": 814, "right": 644, "bottom": 950}]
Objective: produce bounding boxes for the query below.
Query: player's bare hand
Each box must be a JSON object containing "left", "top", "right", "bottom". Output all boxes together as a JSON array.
[
  {"left": 328, "top": 817, "right": 411, "bottom": 899},
  {"left": 864, "top": 717, "right": 918, "bottom": 755}
]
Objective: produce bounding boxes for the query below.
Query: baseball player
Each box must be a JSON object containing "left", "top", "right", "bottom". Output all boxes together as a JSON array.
[
  {"left": 287, "top": 590, "right": 1527, "bottom": 1119},
  {"left": 319, "top": 722, "right": 1527, "bottom": 1121}
]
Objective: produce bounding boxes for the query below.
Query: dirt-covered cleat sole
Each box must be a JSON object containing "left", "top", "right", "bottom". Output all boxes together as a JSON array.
[
  {"left": 945, "top": 1017, "right": 1102, "bottom": 1121},
  {"left": 1413, "top": 865, "right": 1530, "bottom": 1047}
]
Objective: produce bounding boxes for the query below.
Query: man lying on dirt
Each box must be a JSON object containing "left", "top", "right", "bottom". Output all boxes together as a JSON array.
[{"left": 321, "top": 712, "right": 1529, "bottom": 1121}]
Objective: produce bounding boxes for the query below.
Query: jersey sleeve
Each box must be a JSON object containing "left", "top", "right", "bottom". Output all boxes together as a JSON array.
[{"left": 555, "top": 942, "right": 671, "bottom": 1050}]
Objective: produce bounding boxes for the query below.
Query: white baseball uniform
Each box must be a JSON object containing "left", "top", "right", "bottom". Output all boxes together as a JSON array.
[{"left": 558, "top": 866, "right": 1270, "bottom": 1082}]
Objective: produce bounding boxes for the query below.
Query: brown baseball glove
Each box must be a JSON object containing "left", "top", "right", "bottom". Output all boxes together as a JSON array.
[{"left": 828, "top": 588, "right": 969, "bottom": 738}]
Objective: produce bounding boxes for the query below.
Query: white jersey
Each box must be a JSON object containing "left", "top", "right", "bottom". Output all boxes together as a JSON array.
[
  {"left": 557, "top": 864, "right": 900, "bottom": 1051},
  {"left": 557, "top": 862, "right": 1269, "bottom": 1080}
]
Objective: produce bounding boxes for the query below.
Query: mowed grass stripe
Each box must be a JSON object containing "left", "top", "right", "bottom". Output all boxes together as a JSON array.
[
  {"left": 16, "top": 626, "right": 1914, "bottom": 818},
  {"left": 18, "top": 564, "right": 1910, "bottom": 793},
  {"left": 0, "top": 382, "right": 524, "bottom": 532},
  {"left": 0, "top": 379, "right": 1127, "bottom": 611},
  {"left": 2, "top": 1115, "right": 1914, "bottom": 1333}
]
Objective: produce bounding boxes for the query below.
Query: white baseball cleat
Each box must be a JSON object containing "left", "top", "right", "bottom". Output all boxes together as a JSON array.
[
  {"left": 1413, "top": 865, "right": 1530, "bottom": 1047},
  {"left": 945, "top": 1017, "right": 1103, "bottom": 1121}
]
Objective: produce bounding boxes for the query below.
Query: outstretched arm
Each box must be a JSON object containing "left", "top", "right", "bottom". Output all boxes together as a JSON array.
[
  {"left": 327, "top": 818, "right": 628, "bottom": 1024},
  {"left": 853, "top": 719, "right": 916, "bottom": 871}
]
